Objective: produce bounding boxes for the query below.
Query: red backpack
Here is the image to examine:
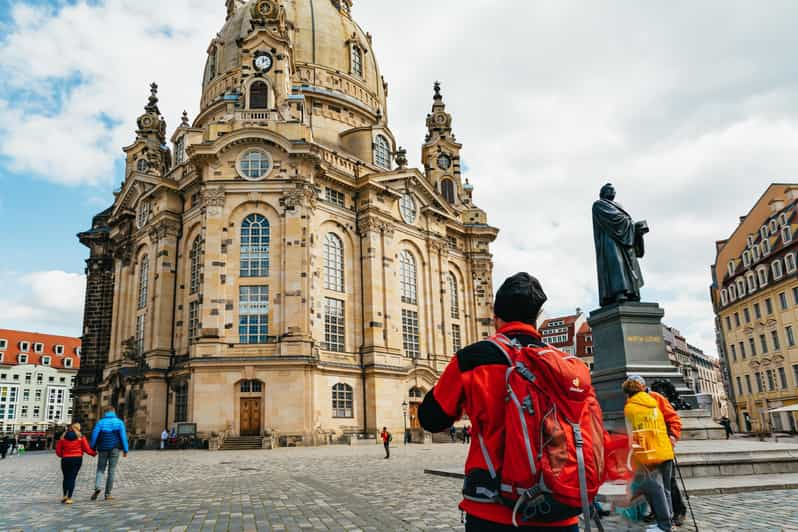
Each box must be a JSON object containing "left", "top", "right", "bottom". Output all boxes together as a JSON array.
[{"left": 480, "top": 333, "right": 607, "bottom": 529}]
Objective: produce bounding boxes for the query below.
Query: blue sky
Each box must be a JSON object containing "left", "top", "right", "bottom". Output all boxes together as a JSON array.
[{"left": 3, "top": 0, "right": 798, "bottom": 355}]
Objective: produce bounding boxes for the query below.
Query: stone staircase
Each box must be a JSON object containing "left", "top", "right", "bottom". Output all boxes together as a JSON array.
[{"left": 220, "top": 436, "right": 264, "bottom": 451}]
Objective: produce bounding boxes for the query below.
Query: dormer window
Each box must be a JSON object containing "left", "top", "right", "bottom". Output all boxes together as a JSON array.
[
  {"left": 18, "top": 354, "right": 28, "bottom": 364},
  {"left": 760, "top": 225, "right": 769, "bottom": 240},
  {"left": 33, "top": 342, "right": 43, "bottom": 353},
  {"left": 747, "top": 234, "right": 756, "bottom": 248},
  {"left": 743, "top": 250, "right": 751, "bottom": 268},
  {"left": 727, "top": 260, "right": 736, "bottom": 277},
  {"left": 780, "top": 212, "right": 790, "bottom": 226},
  {"left": 42, "top": 356, "right": 51, "bottom": 366},
  {"left": 761, "top": 238, "right": 771, "bottom": 256},
  {"left": 746, "top": 271, "right": 757, "bottom": 293},
  {"left": 757, "top": 266, "right": 768, "bottom": 287},
  {"left": 374, "top": 135, "right": 390, "bottom": 169},
  {"left": 769, "top": 219, "right": 779, "bottom": 235},
  {"left": 350, "top": 44, "right": 363, "bottom": 77},
  {"left": 720, "top": 289, "right": 728, "bottom": 306},
  {"left": 786, "top": 253, "right": 797, "bottom": 274},
  {"left": 772, "top": 259, "right": 784, "bottom": 281},
  {"left": 54, "top": 345, "right": 64, "bottom": 356},
  {"left": 751, "top": 244, "right": 761, "bottom": 263},
  {"left": 19, "top": 341, "right": 29, "bottom": 352},
  {"left": 64, "top": 358, "right": 73, "bottom": 369},
  {"left": 782, "top": 225, "right": 792, "bottom": 244},
  {"left": 736, "top": 277, "right": 746, "bottom": 297}
]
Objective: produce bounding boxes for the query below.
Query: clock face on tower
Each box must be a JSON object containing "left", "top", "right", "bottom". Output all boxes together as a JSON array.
[
  {"left": 437, "top": 154, "right": 452, "bottom": 170},
  {"left": 254, "top": 53, "right": 273, "bottom": 73}
]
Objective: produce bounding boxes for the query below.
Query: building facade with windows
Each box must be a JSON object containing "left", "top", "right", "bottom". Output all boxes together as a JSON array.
[
  {"left": 0, "top": 330, "right": 80, "bottom": 434},
  {"left": 711, "top": 184, "right": 798, "bottom": 433},
  {"left": 75, "top": 0, "right": 498, "bottom": 445},
  {"left": 538, "top": 311, "right": 594, "bottom": 367}
]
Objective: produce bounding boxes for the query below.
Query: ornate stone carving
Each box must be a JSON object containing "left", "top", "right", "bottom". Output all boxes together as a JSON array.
[
  {"left": 280, "top": 183, "right": 316, "bottom": 211},
  {"left": 149, "top": 219, "right": 181, "bottom": 242}
]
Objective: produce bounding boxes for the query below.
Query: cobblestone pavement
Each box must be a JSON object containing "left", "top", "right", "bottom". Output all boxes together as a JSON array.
[{"left": 1, "top": 443, "right": 797, "bottom": 531}]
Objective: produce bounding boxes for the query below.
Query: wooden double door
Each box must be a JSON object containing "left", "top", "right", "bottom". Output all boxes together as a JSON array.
[{"left": 240, "top": 398, "right": 262, "bottom": 436}]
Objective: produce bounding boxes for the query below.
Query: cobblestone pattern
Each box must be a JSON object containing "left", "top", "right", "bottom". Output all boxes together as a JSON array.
[{"left": 1, "top": 444, "right": 797, "bottom": 531}]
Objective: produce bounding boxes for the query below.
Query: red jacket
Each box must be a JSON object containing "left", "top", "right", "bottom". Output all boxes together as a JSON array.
[
  {"left": 650, "top": 390, "right": 682, "bottom": 441},
  {"left": 419, "top": 322, "right": 579, "bottom": 528},
  {"left": 55, "top": 433, "right": 97, "bottom": 458}
]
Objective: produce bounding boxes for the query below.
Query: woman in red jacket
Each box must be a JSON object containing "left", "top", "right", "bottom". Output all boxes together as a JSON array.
[{"left": 55, "top": 423, "right": 96, "bottom": 504}]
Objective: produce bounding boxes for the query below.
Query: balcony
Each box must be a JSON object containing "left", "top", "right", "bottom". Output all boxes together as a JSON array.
[{"left": 235, "top": 110, "right": 273, "bottom": 122}]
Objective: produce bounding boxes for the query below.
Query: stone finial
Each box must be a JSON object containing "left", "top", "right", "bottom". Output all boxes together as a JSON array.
[
  {"left": 145, "top": 82, "right": 160, "bottom": 114},
  {"left": 395, "top": 147, "right": 408, "bottom": 168},
  {"left": 181, "top": 110, "right": 190, "bottom": 128},
  {"left": 433, "top": 80, "right": 442, "bottom": 100}
]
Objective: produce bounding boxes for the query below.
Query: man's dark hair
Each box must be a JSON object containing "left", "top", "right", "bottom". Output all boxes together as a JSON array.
[
  {"left": 103, "top": 405, "right": 116, "bottom": 414},
  {"left": 493, "top": 272, "right": 547, "bottom": 326}
]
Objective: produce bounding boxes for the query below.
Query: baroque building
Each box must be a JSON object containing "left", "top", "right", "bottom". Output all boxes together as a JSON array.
[
  {"left": 75, "top": 0, "right": 497, "bottom": 446},
  {"left": 711, "top": 184, "right": 798, "bottom": 433}
]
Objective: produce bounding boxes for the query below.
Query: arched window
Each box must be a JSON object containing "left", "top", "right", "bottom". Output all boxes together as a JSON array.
[
  {"left": 720, "top": 289, "right": 728, "bottom": 307},
  {"left": 441, "top": 179, "right": 455, "bottom": 204},
  {"left": 409, "top": 387, "right": 424, "bottom": 400},
  {"left": 138, "top": 255, "right": 149, "bottom": 309},
  {"left": 448, "top": 272, "right": 459, "bottom": 319},
  {"left": 324, "top": 233, "right": 344, "bottom": 292},
  {"left": 136, "top": 159, "right": 149, "bottom": 173},
  {"left": 189, "top": 237, "right": 203, "bottom": 295},
  {"left": 240, "top": 214, "right": 270, "bottom": 277},
  {"left": 351, "top": 45, "right": 363, "bottom": 77},
  {"left": 399, "top": 251, "right": 417, "bottom": 305},
  {"left": 374, "top": 135, "right": 390, "bottom": 169},
  {"left": 249, "top": 81, "right": 268, "bottom": 109},
  {"left": 332, "top": 383, "right": 353, "bottom": 418}
]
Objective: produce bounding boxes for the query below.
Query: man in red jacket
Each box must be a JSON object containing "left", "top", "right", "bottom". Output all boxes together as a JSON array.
[{"left": 420, "top": 272, "right": 579, "bottom": 531}]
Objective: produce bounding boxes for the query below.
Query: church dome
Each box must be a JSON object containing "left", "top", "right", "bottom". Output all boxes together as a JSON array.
[{"left": 200, "top": 0, "right": 387, "bottom": 127}]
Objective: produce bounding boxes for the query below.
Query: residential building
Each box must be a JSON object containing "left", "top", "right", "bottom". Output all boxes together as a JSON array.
[
  {"left": 0, "top": 329, "right": 80, "bottom": 434},
  {"left": 539, "top": 310, "right": 593, "bottom": 367},
  {"left": 711, "top": 184, "right": 798, "bottom": 433},
  {"left": 75, "top": 0, "right": 498, "bottom": 445}
]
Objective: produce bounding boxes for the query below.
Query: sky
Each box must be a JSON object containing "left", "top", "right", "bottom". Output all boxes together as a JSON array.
[{"left": 2, "top": 0, "right": 798, "bottom": 356}]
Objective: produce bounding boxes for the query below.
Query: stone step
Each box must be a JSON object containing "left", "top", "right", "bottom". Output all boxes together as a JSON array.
[{"left": 220, "top": 436, "right": 264, "bottom": 450}]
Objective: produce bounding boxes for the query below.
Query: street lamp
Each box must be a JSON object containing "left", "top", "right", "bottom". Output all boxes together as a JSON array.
[{"left": 401, "top": 400, "right": 408, "bottom": 446}]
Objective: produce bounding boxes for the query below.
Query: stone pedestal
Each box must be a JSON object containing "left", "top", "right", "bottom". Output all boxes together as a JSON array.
[{"left": 588, "top": 302, "right": 689, "bottom": 429}]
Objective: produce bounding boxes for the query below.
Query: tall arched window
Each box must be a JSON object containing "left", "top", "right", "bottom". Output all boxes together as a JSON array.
[
  {"left": 448, "top": 272, "right": 459, "bottom": 319},
  {"left": 400, "top": 251, "right": 417, "bottom": 305},
  {"left": 441, "top": 179, "right": 455, "bottom": 204},
  {"left": 351, "top": 45, "right": 363, "bottom": 77},
  {"left": 240, "top": 214, "right": 270, "bottom": 277},
  {"left": 174, "top": 381, "right": 188, "bottom": 423},
  {"left": 138, "top": 255, "right": 149, "bottom": 309},
  {"left": 332, "top": 383, "right": 353, "bottom": 418},
  {"left": 250, "top": 81, "right": 268, "bottom": 109},
  {"left": 189, "top": 237, "right": 203, "bottom": 295},
  {"left": 374, "top": 135, "right": 390, "bottom": 169},
  {"left": 324, "top": 233, "right": 344, "bottom": 292}
]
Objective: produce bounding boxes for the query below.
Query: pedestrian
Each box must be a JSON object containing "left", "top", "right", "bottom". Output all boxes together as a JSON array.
[
  {"left": 161, "top": 428, "right": 169, "bottom": 450},
  {"left": 55, "top": 423, "right": 97, "bottom": 504},
  {"left": 623, "top": 376, "right": 675, "bottom": 532},
  {"left": 0, "top": 436, "right": 9, "bottom": 459},
  {"left": 90, "top": 405, "right": 129, "bottom": 501},
  {"left": 720, "top": 416, "right": 733, "bottom": 439},
  {"left": 10, "top": 435, "right": 17, "bottom": 456},
  {"left": 449, "top": 425, "right": 457, "bottom": 442},
  {"left": 464, "top": 425, "right": 471, "bottom": 444},
  {"left": 380, "top": 426, "right": 391, "bottom": 459},
  {"left": 647, "top": 377, "right": 685, "bottom": 526},
  {"left": 419, "top": 272, "right": 587, "bottom": 531}
]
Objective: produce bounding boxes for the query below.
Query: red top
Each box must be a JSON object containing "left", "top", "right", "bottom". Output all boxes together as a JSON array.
[
  {"left": 380, "top": 430, "right": 390, "bottom": 443},
  {"left": 424, "top": 322, "right": 579, "bottom": 527},
  {"left": 55, "top": 435, "right": 97, "bottom": 458}
]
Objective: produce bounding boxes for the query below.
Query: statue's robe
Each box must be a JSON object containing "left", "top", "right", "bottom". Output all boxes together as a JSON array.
[{"left": 592, "top": 198, "right": 644, "bottom": 306}]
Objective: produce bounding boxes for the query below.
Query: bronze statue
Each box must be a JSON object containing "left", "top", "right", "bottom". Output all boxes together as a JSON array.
[{"left": 592, "top": 183, "right": 649, "bottom": 307}]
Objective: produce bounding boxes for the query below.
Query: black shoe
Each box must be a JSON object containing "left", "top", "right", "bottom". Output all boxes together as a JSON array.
[
  {"left": 90, "top": 489, "right": 101, "bottom": 501},
  {"left": 643, "top": 512, "right": 656, "bottom": 523}
]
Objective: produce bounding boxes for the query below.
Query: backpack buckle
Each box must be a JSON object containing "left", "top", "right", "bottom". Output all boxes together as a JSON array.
[{"left": 515, "top": 361, "right": 536, "bottom": 384}]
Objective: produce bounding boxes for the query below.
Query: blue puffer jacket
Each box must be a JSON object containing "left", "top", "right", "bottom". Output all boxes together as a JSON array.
[{"left": 90, "top": 412, "right": 129, "bottom": 453}]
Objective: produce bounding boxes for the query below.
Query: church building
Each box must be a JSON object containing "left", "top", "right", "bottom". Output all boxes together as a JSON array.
[{"left": 75, "top": 0, "right": 498, "bottom": 446}]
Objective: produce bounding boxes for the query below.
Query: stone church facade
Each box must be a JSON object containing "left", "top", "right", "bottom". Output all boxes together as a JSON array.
[{"left": 75, "top": 0, "right": 498, "bottom": 446}]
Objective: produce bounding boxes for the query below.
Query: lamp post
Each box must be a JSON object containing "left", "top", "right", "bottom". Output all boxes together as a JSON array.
[{"left": 401, "top": 400, "right": 408, "bottom": 446}]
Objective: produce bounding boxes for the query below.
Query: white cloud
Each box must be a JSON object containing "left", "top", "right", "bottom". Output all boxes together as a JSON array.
[
  {"left": 0, "top": 270, "right": 85, "bottom": 336},
  {"left": 5, "top": 1, "right": 798, "bottom": 354}
]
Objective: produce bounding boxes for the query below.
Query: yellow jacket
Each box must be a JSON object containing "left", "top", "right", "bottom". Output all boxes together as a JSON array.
[{"left": 624, "top": 391, "right": 674, "bottom": 466}]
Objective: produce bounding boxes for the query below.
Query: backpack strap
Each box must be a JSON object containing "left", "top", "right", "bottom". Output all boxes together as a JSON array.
[{"left": 572, "top": 423, "right": 592, "bottom": 532}]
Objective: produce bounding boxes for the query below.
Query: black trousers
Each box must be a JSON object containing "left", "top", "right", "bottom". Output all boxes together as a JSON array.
[
  {"left": 383, "top": 442, "right": 390, "bottom": 458},
  {"left": 61, "top": 457, "right": 83, "bottom": 498},
  {"left": 465, "top": 515, "right": 579, "bottom": 531}
]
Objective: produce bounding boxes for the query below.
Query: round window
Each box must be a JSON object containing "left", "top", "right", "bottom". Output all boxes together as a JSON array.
[
  {"left": 400, "top": 193, "right": 417, "bottom": 224},
  {"left": 237, "top": 149, "right": 272, "bottom": 180}
]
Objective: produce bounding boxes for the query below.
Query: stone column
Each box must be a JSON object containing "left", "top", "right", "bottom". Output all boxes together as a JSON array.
[
  {"left": 147, "top": 219, "right": 181, "bottom": 369},
  {"left": 357, "top": 217, "right": 388, "bottom": 351}
]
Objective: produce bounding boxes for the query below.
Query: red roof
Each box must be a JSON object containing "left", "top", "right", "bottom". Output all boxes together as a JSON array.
[{"left": 0, "top": 329, "right": 80, "bottom": 370}]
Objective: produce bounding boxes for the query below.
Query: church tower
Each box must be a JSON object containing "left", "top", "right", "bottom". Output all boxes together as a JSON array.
[{"left": 77, "top": 0, "right": 498, "bottom": 447}]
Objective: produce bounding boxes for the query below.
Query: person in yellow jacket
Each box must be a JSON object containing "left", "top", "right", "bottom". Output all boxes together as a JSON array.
[{"left": 623, "top": 376, "right": 674, "bottom": 532}]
